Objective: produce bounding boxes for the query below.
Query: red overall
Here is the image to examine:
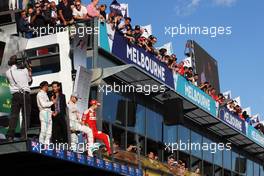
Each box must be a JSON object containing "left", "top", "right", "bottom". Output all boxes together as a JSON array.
[{"left": 82, "top": 108, "right": 111, "bottom": 155}]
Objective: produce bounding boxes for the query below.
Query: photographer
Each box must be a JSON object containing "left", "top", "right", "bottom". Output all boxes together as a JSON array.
[{"left": 5, "top": 55, "right": 32, "bottom": 142}]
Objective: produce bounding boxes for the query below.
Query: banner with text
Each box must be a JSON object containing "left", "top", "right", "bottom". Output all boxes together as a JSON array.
[
  {"left": 99, "top": 23, "right": 174, "bottom": 88},
  {"left": 247, "top": 125, "right": 264, "bottom": 147},
  {"left": 173, "top": 73, "right": 218, "bottom": 117},
  {"left": 219, "top": 108, "right": 246, "bottom": 134}
]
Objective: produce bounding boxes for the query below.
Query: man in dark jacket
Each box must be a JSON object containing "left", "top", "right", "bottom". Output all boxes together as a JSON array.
[
  {"left": 18, "top": 10, "right": 32, "bottom": 38},
  {"left": 51, "top": 81, "right": 68, "bottom": 144}
]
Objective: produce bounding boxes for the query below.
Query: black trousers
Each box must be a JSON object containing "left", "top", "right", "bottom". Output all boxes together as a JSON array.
[
  {"left": 51, "top": 113, "right": 68, "bottom": 144},
  {"left": 7, "top": 92, "right": 31, "bottom": 139}
]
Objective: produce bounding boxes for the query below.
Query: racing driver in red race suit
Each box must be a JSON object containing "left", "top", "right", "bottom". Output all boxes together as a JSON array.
[{"left": 82, "top": 100, "right": 111, "bottom": 155}]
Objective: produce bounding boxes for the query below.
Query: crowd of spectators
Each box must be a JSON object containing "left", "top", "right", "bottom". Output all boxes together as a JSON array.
[
  {"left": 226, "top": 100, "right": 264, "bottom": 134},
  {"left": 17, "top": 0, "right": 105, "bottom": 38},
  {"left": 167, "top": 155, "right": 189, "bottom": 176}
]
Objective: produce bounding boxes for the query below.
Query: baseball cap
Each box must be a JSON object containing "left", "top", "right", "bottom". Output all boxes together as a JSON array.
[
  {"left": 171, "top": 54, "right": 177, "bottom": 60},
  {"left": 135, "top": 25, "right": 140, "bottom": 30},
  {"left": 90, "top": 100, "right": 101, "bottom": 106}
]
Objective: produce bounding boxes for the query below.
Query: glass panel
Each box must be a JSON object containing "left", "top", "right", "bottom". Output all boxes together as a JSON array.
[
  {"left": 163, "top": 125, "right": 177, "bottom": 158},
  {"left": 102, "top": 92, "right": 126, "bottom": 126},
  {"left": 246, "top": 159, "right": 253, "bottom": 176},
  {"left": 239, "top": 155, "right": 246, "bottom": 174},
  {"left": 0, "top": 14, "right": 12, "bottom": 24},
  {"left": 214, "top": 147, "right": 222, "bottom": 167},
  {"left": 163, "top": 125, "right": 177, "bottom": 144},
  {"left": 223, "top": 169, "right": 231, "bottom": 176},
  {"left": 203, "top": 161, "right": 213, "bottom": 176},
  {"left": 203, "top": 137, "right": 213, "bottom": 162},
  {"left": 112, "top": 125, "right": 126, "bottom": 151},
  {"left": 178, "top": 125, "right": 190, "bottom": 153},
  {"left": 26, "top": 44, "right": 59, "bottom": 57},
  {"left": 260, "top": 165, "right": 264, "bottom": 176},
  {"left": 146, "top": 107, "right": 162, "bottom": 141},
  {"left": 223, "top": 148, "right": 232, "bottom": 170},
  {"left": 190, "top": 156, "right": 202, "bottom": 175},
  {"left": 232, "top": 151, "right": 239, "bottom": 172},
  {"left": 214, "top": 165, "right": 223, "bottom": 176},
  {"left": 191, "top": 130, "right": 202, "bottom": 158},
  {"left": 254, "top": 162, "right": 259, "bottom": 176},
  {"left": 31, "top": 55, "right": 61, "bottom": 76},
  {"left": 127, "top": 102, "right": 145, "bottom": 135}
]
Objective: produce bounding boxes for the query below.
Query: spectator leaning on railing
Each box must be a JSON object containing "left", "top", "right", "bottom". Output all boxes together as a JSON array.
[
  {"left": 72, "top": 0, "right": 88, "bottom": 21},
  {"left": 27, "top": 7, "right": 34, "bottom": 24},
  {"left": 87, "top": 0, "right": 100, "bottom": 20},
  {"left": 58, "top": 0, "right": 74, "bottom": 26},
  {"left": 50, "top": 1, "right": 60, "bottom": 26},
  {"left": 132, "top": 25, "right": 143, "bottom": 44},
  {"left": 18, "top": 10, "right": 33, "bottom": 38},
  {"left": 99, "top": 4, "right": 107, "bottom": 21},
  {"left": 31, "top": 3, "right": 47, "bottom": 28},
  {"left": 118, "top": 17, "right": 132, "bottom": 34}
]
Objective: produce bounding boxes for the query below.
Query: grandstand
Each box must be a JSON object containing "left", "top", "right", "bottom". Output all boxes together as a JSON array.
[{"left": 0, "top": 0, "right": 264, "bottom": 175}]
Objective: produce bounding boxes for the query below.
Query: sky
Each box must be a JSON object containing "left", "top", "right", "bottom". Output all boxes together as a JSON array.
[{"left": 98, "top": 0, "right": 264, "bottom": 118}]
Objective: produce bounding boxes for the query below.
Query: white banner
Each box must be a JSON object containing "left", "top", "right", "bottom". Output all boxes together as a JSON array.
[
  {"left": 157, "top": 42, "right": 173, "bottom": 55},
  {"left": 73, "top": 66, "right": 92, "bottom": 113},
  {"left": 233, "top": 96, "right": 241, "bottom": 106},
  {"left": 223, "top": 90, "right": 232, "bottom": 99},
  {"left": 141, "top": 24, "right": 152, "bottom": 38},
  {"left": 120, "top": 3, "right": 129, "bottom": 17},
  {"left": 182, "top": 57, "right": 192, "bottom": 68}
]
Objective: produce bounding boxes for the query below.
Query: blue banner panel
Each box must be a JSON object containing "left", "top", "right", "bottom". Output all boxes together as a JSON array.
[
  {"left": 247, "top": 125, "right": 264, "bottom": 147},
  {"left": 55, "top": 149, "right": 65, "bottom": 160},
  {"left": 95, "top": 158, "right": 105, "bottom": 168},
  {"left": 135, "top": 168, "right": 143, "bottom": 176},
  {"left": 219, "top": 108, "right": 246, "bottom": 134},
  {"left": 86, "top": 156, "right": 95, "bottom": 166},
  {"left": 173, "top": 73, "right": 218, "bottom": 117},
  {"left": 104, "top": 160, "right": 113, "bottom": 171},
  {"left": 66, "top": 151, "right": 76, "bottom": 162},
  {"left": 99, "top": 23, "right": 174, "bottom": 89},
  {"left": 29, "top": 141, "right": 142, "bottom": 175},
  {"left": 111, "top": 33, "right": 175, "bottom": 88},
  {"left": 113, "top": 163, "right": 121, "bottom": 173},
  {"left": 120, "top": 164, "right": 129, "bottom": 175},
  {"left": 76, "top": 153, "right": 86, "bottom": 164},
  {"left": 128, "top": 166, "right": 135, "bottom": 176}
]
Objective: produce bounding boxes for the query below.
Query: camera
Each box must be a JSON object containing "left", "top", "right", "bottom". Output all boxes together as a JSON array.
[
  {"left": 16, "top": 52, "right": 31, "bottom": 69},
  {"left": 8, "top": 52, "right": 31, "bottom": 69}
]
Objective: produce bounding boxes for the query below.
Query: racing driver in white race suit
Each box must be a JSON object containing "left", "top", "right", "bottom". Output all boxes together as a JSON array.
[{"left": 68, "top": 93, "right": 95, "bottom": 156}]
